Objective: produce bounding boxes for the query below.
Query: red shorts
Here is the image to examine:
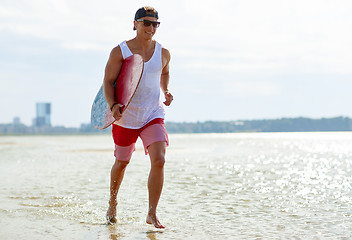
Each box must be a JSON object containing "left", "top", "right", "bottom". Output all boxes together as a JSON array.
[{"left": 112, "top": 118, "right": 169, "bottom": 161}]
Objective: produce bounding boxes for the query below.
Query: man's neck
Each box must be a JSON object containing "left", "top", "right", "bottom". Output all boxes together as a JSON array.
[{"left": 133, "top": 36, "right": 154, "bottom": 51}]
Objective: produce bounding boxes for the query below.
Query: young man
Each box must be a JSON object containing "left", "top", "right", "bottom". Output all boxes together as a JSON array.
[{"left": 103, "top": 6, "right": 173, "bottom": 229}]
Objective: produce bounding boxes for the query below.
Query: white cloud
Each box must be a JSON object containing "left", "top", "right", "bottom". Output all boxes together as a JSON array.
[
  {"left": 1, "top": 0, "right": 352, "bottom": 125},
  {"left": 3, "top": 0, "right": 352, "bottom": 74},
  {"left": 167, "top": 0, "right": 352, "bottom": 75},
  {"left": 225, "top": 81, "right": 281, "bottom": 97}
]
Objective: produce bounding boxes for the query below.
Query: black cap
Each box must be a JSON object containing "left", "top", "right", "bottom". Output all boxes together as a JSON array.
[{"left": 134, "top": 6, "right": 159, "bottom": 20}]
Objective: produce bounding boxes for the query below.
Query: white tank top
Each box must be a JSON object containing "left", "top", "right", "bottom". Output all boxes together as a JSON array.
[{"left": 114, "top": 40, "right": 165, "bottom": 129}]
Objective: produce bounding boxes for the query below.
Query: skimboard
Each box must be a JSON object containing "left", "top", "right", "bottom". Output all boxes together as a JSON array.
[{"left": 91, "top": 54, "right": 144, "bottom": 129}]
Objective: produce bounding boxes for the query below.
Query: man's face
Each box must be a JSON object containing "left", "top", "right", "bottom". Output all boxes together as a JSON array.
[{"left": 134, "top": 17, "right": 160, "bottom": 39}]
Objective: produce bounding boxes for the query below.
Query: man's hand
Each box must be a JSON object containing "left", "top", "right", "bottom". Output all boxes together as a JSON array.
[
  {"left": 163, "top": 91, "right": 173, "bottom": 106},
  {"left": 111, "top": 103, "right": 124, "bottom": 121}
]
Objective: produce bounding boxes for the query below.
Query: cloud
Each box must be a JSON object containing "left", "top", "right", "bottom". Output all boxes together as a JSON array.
[
  {"left": 0, "top": 30, "right": 107, "bottom": 126},
  {"left": 167, "top": 0, "right": 352, "bottom": 75},
  {"left": 224, "top": 81, "right": 281, "bottom": 97},
  {"left": 3, "top": 0, "right": 352, "bottom": 75},
  {"left": 1, "top": 0, "right": 352, "bottom": 125}
]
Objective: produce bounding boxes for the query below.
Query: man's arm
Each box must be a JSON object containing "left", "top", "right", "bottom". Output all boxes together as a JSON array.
[
  {"left": 160, "top": 48, "right": 173, "bottom": 106},
  {"left": 103, "top": 46, "right": 124, "bottom": 120}
]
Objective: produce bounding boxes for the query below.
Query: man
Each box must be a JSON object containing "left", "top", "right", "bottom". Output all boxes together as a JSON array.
[{"left": 103, "top": 6, "right": 173, "bottom": 229}]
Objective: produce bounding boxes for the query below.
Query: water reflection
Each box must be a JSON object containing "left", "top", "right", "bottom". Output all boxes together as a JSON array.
[
  {"left": 146, "top": 230, "right": 164, "bottom": 240},
  {"left": 106, "top": 224, "right": 163, "bottom": 240},
  {"left": 107, "top": 225, "right": 124, "bottom": 240},
  {"left": 1, "top": 133, "right": 352, "bottom": 239}
]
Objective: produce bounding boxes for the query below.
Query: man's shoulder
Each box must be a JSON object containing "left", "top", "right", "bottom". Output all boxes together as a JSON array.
[
  {"left": 156, "top": 41, "right": 169, "bottom": 52},
  {"left": 109, "top": 45, "right": 123, "bottom": 62},
  {"left": 111, "top": 45, "right": 123, "bottom": 56},
  {"left": 161, "top": 46, "right": 171, "bottom": 60}
]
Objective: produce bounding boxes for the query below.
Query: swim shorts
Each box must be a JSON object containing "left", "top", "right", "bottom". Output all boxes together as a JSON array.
[{"left": 112, "top": 118, "right": 169, "bottom": 161}]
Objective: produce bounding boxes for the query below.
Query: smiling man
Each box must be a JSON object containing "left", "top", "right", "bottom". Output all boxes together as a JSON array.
[{"left": 103, "top": 6, "right": 173, "bottom": 228}]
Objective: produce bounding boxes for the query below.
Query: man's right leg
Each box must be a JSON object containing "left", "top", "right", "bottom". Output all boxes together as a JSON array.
[
  {"left": 108, "top": 124, "right": 138, "bottom": 223},
  {"left": 106, "top": 159, "right": 129, "bottom": 223}
]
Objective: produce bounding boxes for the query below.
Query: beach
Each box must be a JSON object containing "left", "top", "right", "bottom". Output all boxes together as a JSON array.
[{"left": 1, "top": 132, "right": 351, "bottom": 239}]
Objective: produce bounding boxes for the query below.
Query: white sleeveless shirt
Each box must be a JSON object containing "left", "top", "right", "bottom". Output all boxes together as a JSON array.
[{"left": 114, "top": 40, "right": 165, "bottom": 129}]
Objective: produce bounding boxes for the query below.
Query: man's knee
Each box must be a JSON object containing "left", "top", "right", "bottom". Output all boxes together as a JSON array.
[
  {"left": 148, "top": 141, "right": 166, "bottom": 168},
  {"left": 114, "top": 159, "right": 130, "bottom": 170},
  {"left": 151, "top": 155, "right": 165, "bottom": 168}
]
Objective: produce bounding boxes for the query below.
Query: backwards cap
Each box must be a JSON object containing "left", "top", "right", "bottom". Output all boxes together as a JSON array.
[{"left": 134, "top": 6, "right": 159, "bottom": 20}]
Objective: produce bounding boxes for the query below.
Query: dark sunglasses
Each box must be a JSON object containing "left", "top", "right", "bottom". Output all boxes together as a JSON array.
[{"left": 136, "top": 19, "right": 160, "bottom": 28}]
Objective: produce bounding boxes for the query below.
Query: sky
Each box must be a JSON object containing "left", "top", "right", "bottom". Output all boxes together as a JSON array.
[{"left": 1, "top": 0, "right": 352, "bottom": 127}]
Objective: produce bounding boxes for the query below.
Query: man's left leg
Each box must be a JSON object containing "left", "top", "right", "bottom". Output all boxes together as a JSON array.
[{"left": 146, "top": 141, "right": 166, "bottom": 228}]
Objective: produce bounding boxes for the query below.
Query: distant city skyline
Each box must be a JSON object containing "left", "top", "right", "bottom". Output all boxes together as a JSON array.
[
  {"left": 1, "top": 115, "right": 351, "bottom": 135},
  {"left": 7, "top": 102, "right": 52, "bottom": 126},
  {"left": 35, "top": 102, "right": 51, "bottom": 127},
  {"left": 1, "top": 1, "right": 352, "bottom": 127}
]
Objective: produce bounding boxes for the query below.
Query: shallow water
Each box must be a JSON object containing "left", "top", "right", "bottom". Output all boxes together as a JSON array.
[{"left": 0, "top": 132, "right": 351, "bottom": 239}]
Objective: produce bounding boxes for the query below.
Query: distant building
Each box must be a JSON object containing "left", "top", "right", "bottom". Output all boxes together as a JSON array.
[
  {"left": 35, "top": 103, "right": 51, "bottom": 127},
  {"left": 13, "top": 117, "right": 21, "bottom": 125}
]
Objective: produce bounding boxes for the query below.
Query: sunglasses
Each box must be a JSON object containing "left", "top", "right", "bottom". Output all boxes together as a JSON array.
[{"left": 136, "top": 19, "right": 160, "bottom": 28}]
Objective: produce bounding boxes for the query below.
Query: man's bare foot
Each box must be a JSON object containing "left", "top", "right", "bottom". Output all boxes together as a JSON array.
[
  {"left": 106, "top": 201, "right": 117, "bottom": 224},
  {"left": 146, "top": 213, "right": 165, "bottom": 228}
]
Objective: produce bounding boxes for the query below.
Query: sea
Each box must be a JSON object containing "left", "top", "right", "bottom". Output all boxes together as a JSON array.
[{"left": 0, "top": 132, "right": 351, "bottom": 240}]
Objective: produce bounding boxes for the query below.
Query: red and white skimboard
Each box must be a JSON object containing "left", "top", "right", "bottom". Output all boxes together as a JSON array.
[{"left": 91, "top": 54, "right": 144, "bottom": 129}]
